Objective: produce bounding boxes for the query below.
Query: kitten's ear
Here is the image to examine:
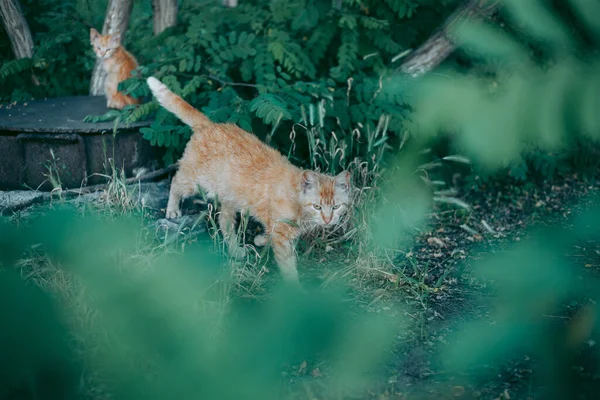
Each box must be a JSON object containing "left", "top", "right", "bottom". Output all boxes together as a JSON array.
[
  {"left": 301, "top": 171, "right": 318, "bottom": 192},
  {"left": 109, "top": 32, "right": 121, "bottom": 46},
  {"left": 90, "top": 28, "right": 100, "bottom": 43},
  {"left": 335, "top": 170, "right": 351, "bottom": 193}
]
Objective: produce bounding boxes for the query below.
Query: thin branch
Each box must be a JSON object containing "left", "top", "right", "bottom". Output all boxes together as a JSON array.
[
  {"left": 66, "top": 164, "right": 178, "bottom": 195},
  {"left": 1, "top": 165, "right": 178, "bottom": 215},
  {"left": 207, "top": 75, "right": 261, "bottom": 89},
  {"left": 396, "top": 0, "right": 498, "bottom": 77}
]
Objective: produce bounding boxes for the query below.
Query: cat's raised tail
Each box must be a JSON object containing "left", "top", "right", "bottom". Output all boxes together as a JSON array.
[{"left": 147, "top": 77, "right": 211, "bottom": 128}]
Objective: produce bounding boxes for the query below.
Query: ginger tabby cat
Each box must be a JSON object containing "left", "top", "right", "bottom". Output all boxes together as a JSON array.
[
  {"left": 90, "top": 28, "right": 140, "bottom": 109},
  {"left": 147, "top": 77, "right": 351, "bottom": 283}
]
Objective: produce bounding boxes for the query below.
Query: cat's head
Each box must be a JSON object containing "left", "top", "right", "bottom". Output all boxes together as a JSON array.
[
  {"left": 299, "top": 170, "right": 352, "bottom": 227},
  {"left": 90, "top": 28, "right": 121, "bottom": 59}
]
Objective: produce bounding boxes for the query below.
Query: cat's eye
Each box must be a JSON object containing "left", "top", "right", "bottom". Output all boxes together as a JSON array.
[
  {"left": 332, "top": 205, "right": 340, "bottom": 210},
  {"left": 313, "top": 204, "right": 322, "bottom": 210}
]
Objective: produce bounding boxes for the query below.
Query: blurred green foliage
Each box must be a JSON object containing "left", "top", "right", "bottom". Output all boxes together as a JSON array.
[
  {"left": 0, "top": 270, "right": 81, "bottom": 400},
  {"left": 368, "top": 0, "right": 600, "bottom": 266},
  {"left": 1, "top": 193, "right": 599, "bottom": 398},
  {"left": 0, "top": 208, "right": 402, "bottom": 399},
  {"left": 400, "top": 0, "right": 600, "bottom": 178}
]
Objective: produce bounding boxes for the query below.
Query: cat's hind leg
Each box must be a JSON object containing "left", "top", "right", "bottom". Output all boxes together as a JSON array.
[
  {"left": 166, "top": 171, "right": 196, "bottom": 219},
  {"left": 218, "top": 202, "right": 246, "bottom": 260},
  {"left": 107, "top": 94, "right": 126, "bottom": 110},
  {"left": 254, "top": 234, "right": 270, "bottom": 246}
]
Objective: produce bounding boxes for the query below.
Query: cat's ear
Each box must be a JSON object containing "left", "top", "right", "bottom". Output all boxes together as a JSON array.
[
  {"left": 301, "top": 171, "right": 318, "bottom": 192},
  {"left": 334, "top": 170, "right": 351, "bottom": 193},
  {"left": 109, "top": 32, "right": 121, "bottom": 46},
  {"left": 90, "top": 28, "right": 100, "bottom": 43}
]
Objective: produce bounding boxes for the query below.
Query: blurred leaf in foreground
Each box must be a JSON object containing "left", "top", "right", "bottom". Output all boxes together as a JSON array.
[
  {"left": 442, "top": 201, "right": 600, "bottom": 399},
  {"left": 0, "top": 208, "right": 403, "bottom": 399},
  {"left": 391, "top": 0, "right": 600, "bottom": 170},
  {"left": 0, "top": 269, "right": 81, "bottom": 399}
]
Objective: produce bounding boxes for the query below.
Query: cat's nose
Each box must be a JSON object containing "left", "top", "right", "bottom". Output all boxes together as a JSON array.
[{"left": 323, "top": 215, "right": 332, "bottom": 224}]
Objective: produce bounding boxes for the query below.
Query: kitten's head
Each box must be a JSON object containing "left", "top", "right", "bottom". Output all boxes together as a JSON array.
[
  {"left": 299, "top": 170, "right": 352, "bottom": 227},
  {"left": 90, "top": 28, "right": 121, "bottom": 59}
]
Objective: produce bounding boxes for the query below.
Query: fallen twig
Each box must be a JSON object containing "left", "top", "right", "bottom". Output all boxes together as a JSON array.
[
  {"left": 66, "top": 164, "right": 178, "bottom": 195},
  {"left": 1, "top": 164, "right": 178, "bottom": 216},
  {"left": 396, "top": 0, "right": 498, "bottom": 77}
]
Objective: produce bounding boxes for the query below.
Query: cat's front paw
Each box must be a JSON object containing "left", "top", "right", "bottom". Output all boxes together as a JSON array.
[
  {"left": 165, "top": 208, "right": 182, "bottom": 219},
  {"left": 254, "top": 234, "right": 269, "bottom": 247},
  {"left": 107, "top": 98, "right": 125, "bottom": 110}
]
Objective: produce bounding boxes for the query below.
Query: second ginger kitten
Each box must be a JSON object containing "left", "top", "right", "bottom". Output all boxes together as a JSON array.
[
  {"left": 90, "top": 28, "right": 140, "bottom": 110},
  {"left": 146, "top": 77, "right": 351, "bottom": 284}
]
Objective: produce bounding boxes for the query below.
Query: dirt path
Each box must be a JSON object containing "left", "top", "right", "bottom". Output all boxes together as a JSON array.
[{"left": 369, "top": 175, "right": 600, "bottom": 399}]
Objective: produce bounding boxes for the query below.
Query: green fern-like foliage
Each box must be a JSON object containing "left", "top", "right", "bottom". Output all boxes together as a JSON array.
[
  {"left": 0, "top": 58, "right": 32, "bottom": 81},
  {"left": 0, "top": 0, "right": 456, "bottom": 167},
  {"left": 122, "top": 0, "right": 452, "bottom": 165},
  {"left": 250, "top": 93, "right": 292, "bottom": 125}
]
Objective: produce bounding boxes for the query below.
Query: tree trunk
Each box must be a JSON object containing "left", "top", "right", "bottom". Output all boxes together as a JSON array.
[
  {"left": 222, "top": 0, "right": 238, "bottom": 8},
  {"left": 89, "top": 0, "right": 133, "bottom": 95},
  {"left": 397, "top": 0, "right": 497, "bottom": 77},
  {"left": 0, "top": 0, "right": 34, "bottom": 59},
  {"left": 152, "top": 0, "right": 177, "bottom": 35}
]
